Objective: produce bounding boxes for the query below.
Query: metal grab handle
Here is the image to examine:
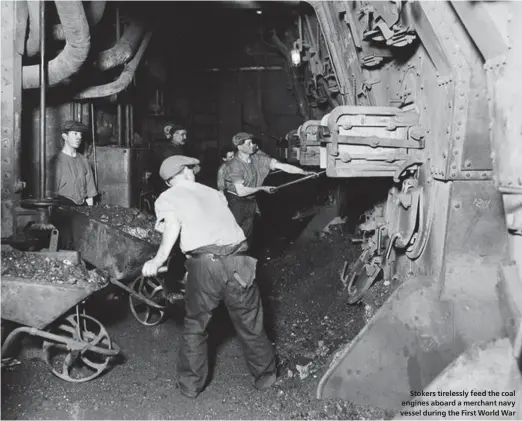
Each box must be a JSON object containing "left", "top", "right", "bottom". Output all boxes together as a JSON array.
[{"left": 111, "top": 266, "right": 169, "bottom": 310}]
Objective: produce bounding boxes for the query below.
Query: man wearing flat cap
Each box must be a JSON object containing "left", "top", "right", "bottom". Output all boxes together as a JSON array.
[
  {"left": 150, "top": 123, "right": 199, "bottom": 195},
  {"left": 222, "top": 132, "right": 316, "bottom": 246},
  {"left": 50, "top": 120, "right": 97, "bottom": 206},
  {"left": 142, "top": 155, "right": 277, "bottom": 399}
]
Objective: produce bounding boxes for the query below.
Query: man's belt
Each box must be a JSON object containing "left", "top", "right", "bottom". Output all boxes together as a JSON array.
[
  {"left": 186, "top": 241, "right": 256, "bottom": 288},
  {"left": 186, "top": 241, "right": 249, "bottom": 259}
]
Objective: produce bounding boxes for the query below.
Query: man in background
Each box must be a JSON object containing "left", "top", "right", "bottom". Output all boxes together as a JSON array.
[{"left": 150, "top": 123, "right": 197, "bottom": 195}]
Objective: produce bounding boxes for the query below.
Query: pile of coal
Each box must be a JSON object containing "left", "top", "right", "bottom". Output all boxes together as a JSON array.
[
  {"left": 1, "top": 249, "right": 108, "bottom": 287},
  {"left": 73, "top": 205, "right": 162, "bottom": 244}
]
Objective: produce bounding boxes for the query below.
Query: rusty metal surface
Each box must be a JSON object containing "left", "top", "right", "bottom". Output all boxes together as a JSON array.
[
  {"left": 451, "top": 1, "right": 508, "bottom": 60},
  {"left": 1, "top": 276, "right": 103, "bottom": 329},
  {"left": 1, "top": 0, "right": 23, "bottom": 238},
  {"left": 298, "top": 120, "right": 321, "bottom": 166},
  {"left": 95, "top": 146, "right": 151, "bottom": 208},
  {"left": 54, "top": 207, "right": 157, "bottom": 281},
  {"left": 485, "top": 26, "right": 522, "bottom": 194},
  {"left": 441, "top": 181, "right": 507, "bottom": 303},
  {"left": 412, "top": 1, "right": 492, "bottom": 181},
  {"left": 311, "top": 1, "right": 360, "bottom": 105}
]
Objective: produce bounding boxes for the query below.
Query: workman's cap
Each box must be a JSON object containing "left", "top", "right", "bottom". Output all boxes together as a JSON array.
[
  {"left": 232, "top": 132, "right": 254, "bottom": 146},
  {"left": 159, "top": 155, "right": 200, "bottom": 180},
  {"left": 60, "top": 120, "right": 88, "bottom": 133},
  {"left": 164, "top": 123, "right": 186, "bottom": 137}
]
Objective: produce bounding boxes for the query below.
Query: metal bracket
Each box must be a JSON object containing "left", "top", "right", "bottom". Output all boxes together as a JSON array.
[{"left": 48, "top": 228, "right": 59, "bottom": 252}]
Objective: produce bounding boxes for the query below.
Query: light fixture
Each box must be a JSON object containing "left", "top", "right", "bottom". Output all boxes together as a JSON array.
[
  {"left": 291, "top": 40, "right": 302, "bottom": 67},
  {"left": 291, "top": 48, "right": 301, "bottom": 67},
  {"left": 256, "top": 10, "right": 262, "bottom": 15}
]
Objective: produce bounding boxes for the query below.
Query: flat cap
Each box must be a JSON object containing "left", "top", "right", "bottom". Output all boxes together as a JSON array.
[
  {"left": 164, "top": 123, "right": 185, "bottom": 138},
  {"left": 159, "top": 155, "right": 200, "bottom": 180},
  {"left": 60, "top": 120, "right": 88, "bottom": 133},
  {"left": 232, "top": 132, "right": 254, "bottom": 146}
]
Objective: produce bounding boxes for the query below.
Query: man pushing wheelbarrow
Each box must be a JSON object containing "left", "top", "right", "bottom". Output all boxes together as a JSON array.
[{"left": 141, "top": 155, "right": 277, "bottom": 399}]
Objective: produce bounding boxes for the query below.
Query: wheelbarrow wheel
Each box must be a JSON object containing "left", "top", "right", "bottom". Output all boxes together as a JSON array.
[
  {"left": 42, "top": 313, "right": 117, "bottom": 383},
  {"left": 128, "top": 275, "right": 167, "bottom": 327}
]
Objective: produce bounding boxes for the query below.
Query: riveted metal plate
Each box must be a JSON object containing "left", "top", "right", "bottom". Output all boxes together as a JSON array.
[
  {"left": 416, "top": 1, "right": 492, "bottom": 181},
  {"left": 485, "top": 45, "right": 522, "bottom": 193},
  {"left": 1, "top": 0, "right": 23, "bottom": 238}
]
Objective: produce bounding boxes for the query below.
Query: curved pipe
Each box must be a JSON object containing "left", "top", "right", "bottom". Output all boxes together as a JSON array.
[
  {"left": 26, "top": 1, "right": 105, "bottom": 56},
  {"left": 52, "top": 0, "right": 106, "bottom": 40},
  {"left": 23, "top": 1, "right": 90, "bottom": 89},
  {"left": 96, "top": 19, "right": 146, "bottom": 71},
  {"left": 25, "top": 0, "right": 40, "bottom": 57},
  {"left": 75, "top": 32, "right": 152, "bottom": 99}
]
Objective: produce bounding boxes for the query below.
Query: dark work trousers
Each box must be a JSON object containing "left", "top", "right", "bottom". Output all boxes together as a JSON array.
[
  {"left": 177, "top": 254, "right": 276, "bottom": 397},
  {"left": 225, "top": 194, "right": 257, "bottom": 247},
  {"left": 51, "top": 198, "right": 84, "bottom": 250}
]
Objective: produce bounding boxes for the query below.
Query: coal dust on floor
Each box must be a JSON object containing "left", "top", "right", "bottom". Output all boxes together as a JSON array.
[{"left": 2, "top": 189, "right": 396, "bottom": 420}]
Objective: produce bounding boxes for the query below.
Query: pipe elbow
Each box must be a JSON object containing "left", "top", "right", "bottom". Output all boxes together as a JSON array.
[
  {"left": 53, "top": 0, "right": 106, "bottom": 41},
  {"left": 96, "top": 20, "right": 146, "bottom": 71},
  {"left": 22, "top": 0, "right": 91, "bottom": 89},
  {"left": 75, "top": 32, "right": 152, "bottom": 99}
]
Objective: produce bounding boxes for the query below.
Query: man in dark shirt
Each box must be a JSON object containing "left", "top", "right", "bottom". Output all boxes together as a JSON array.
[
  {"left": 50, "top": 120, "right": 97, "bottom": 206},
  {"left": 223, "top": 132, "right": 315, "bottom": 246},
  {"left": 150, "top": 124, "right": 199, "bottom": 195}
]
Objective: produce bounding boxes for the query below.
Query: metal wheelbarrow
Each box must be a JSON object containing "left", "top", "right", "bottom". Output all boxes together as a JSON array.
[
  {"left": 1, "top": 275, "right": 120, "bottom": 383},
  {"left": 53, "top": 206, "right": 184, "bottom": 327}
]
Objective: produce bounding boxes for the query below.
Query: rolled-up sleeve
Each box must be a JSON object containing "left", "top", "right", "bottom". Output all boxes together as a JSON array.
[{"left": 224, "top": 161, "right": 246, "bottom": 194}]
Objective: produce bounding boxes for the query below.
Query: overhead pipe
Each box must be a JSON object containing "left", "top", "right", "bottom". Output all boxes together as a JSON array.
[
  {"left": 39, "top": 0, "right": 46, "bottom": 198},
  {"left": 96, "top": 19, "right": 146, "bottom": 71},
  {"left": 25, "top": 0, "right": 40, "bottom": 57},
  {"left": 74, "top": 32, "right": 152, "bottom": 99},
  {"left": 23, "top": 1, "right": 90, "bottom": 89},
  {"left": 52, "top": 0, "right": 106, "bottom": 40},
  {"left": 26, "top": 1, "right": 104, "bottom": 56}
]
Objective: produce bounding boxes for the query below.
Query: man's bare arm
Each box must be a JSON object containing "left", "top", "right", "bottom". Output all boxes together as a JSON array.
[
  {"left": 234, "top": 182, "right": 275, "bottom": 197},
  {"left": 155, "top": 217, "right": 181, "bottom": 265},
  {"left": 272, "top": 160, "right": 310, "bottom": 175},
  {"left": 142, "top": 216, "right": 181, "bottom": 276}
]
